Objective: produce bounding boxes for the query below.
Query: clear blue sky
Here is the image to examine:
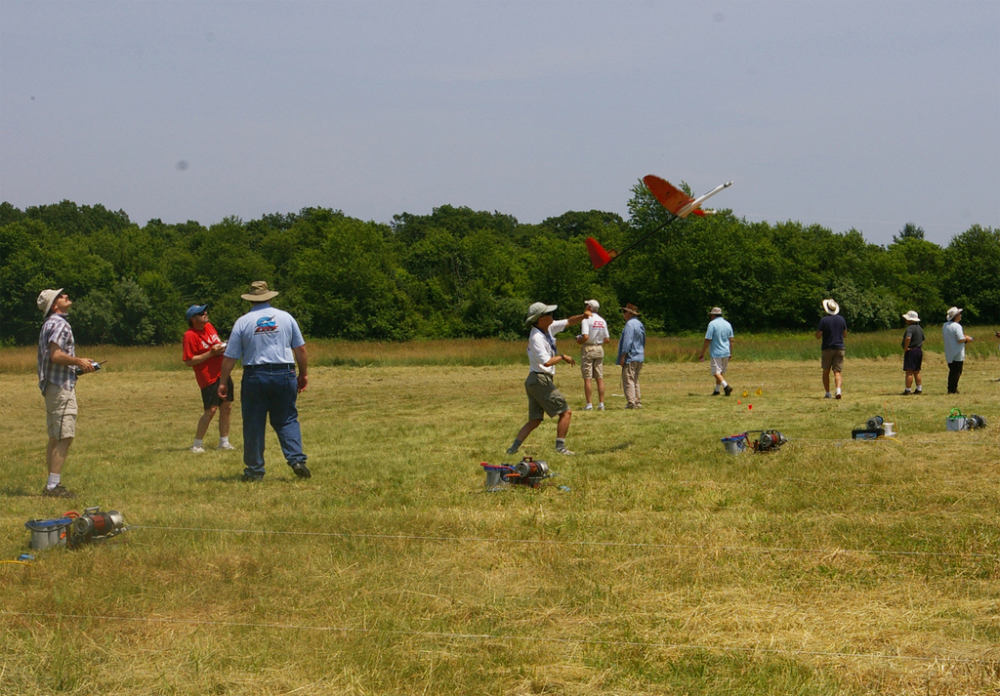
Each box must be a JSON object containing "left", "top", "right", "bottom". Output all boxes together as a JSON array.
[{"left": 2, "top": 0, "right": 997, "bottom": 246}]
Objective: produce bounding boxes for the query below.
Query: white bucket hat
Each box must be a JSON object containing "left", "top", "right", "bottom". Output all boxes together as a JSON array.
[
  {"left": 709, "top": 307, "right": 723, "bottom": 316},
  {"left": 901, "top": 310, "right": 920, "bottom": 322},
  {"left": 946, "top": 307, "right": 962, "bottom": 321},
  {"left": 525, "top": 302, "right": 558, "bottom": 325},
  {"left": 37, "top": 288, "right": 64, "bottom": 316},
  {"left": 822, "top": 299, "right": 840, "bottom": 315}
]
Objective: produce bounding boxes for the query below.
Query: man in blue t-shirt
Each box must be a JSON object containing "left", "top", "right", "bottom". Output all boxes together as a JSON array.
[
  {"left": 815, "top": 299, "right": 847, "bottom": 399},
  {"left": 697, "top": 307, "right": 734, "bottom": 396},
  {"left": 616, "top": 303, "right": 645, "bottom": 409},
  {"left": 219, "top": 281, "right": 310, "bottom": 482}
]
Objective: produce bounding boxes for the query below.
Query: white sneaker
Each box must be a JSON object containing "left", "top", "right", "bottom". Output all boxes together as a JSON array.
[
  {"left": 584, "top": 404, "right": 593, "bottom": 411},
  {"left": 597, "top": 403, "right": 605, "bottom": 411},
  {"left": 217, "top": 442, "right": 236, "bottom": 451},
  {"left": 189, "top": 445, "right": 206, "bottom": 454},
  {"left": 555, "top": 446, "right": 575, "bottom": 456}
]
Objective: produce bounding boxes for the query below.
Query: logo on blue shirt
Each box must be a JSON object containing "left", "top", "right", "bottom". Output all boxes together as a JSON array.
[{"left": 254, "top": 316, "right": 278, "bottom": 334}]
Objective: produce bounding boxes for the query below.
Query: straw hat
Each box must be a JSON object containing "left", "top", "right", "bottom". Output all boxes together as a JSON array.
[
  {"left": 946, "top": 307, "right": 962, "bottom": 321},
  {"left": 901, "top": 310, "right": 920, "bottom": 323},
  {"left": 525, "top": 302, "right": 558, "bottom": 325},
  {"left": 241, "top": 281, "right": 279, "bottom": 302},
  {"left": 709, "top": 307, "right": 723, "bottom": 316},
  {"left": 622, "top": 303, "right": 640, "bottom": 316},
  {"left": 822, "top": 299, "right": 840, "bottom": 315}
]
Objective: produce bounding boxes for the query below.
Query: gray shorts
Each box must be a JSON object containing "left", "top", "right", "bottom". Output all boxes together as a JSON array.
[
  {"left": 581, "top": 344, "right": 604, "bottom": 380},
  {"left": 525, "top": 371, "right": 569, "bottom": 421},
  {"left": 44, "top": 384, "right": 77, "bottom": 440}
]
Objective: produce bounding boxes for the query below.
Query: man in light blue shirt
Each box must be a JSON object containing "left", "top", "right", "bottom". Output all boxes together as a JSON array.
[
  {"left": 219, "top": 281, "right": 310, "bottom": 482},
  {"left": 942, "top": 306, "right": 974, "bottom": 394},
  {"left": 697, "top": 307, "right": 734, "bottom": 396},
  {"left": 616, "top": 303, "right": 645, "bottom": 409}
]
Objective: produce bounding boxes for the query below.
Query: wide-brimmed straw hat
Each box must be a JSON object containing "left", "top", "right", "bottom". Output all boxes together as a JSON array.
[
  {"left": 822, "top": 299, "right": 840, "bottom": 315},
  {"left": 37, "top": 288, "right": 64, "bottom": 316},
  {"left": 525, "top": 302, "right": 558, "bottom": 325},
  {"left": 241, "top": 281, "right": 279, "bottom": 302},
  {"left": 622, "top": 303, "right": 640, "bottom": 316},
  {"left": 901, "top": 310, "right": 920, "bottom": 323},
  {"left": 709, "top": 307, "right": 723, "bottom": 316},
  {"left": 946, "top": 306, "right": 962, "bottom": 321}
]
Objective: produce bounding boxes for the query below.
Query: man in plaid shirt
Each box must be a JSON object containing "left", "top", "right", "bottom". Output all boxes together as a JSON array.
[{"left": 36, "top": 288, "right": 97, "bottom": 498}]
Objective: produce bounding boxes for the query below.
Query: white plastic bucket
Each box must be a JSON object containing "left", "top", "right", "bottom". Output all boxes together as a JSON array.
[
  {"left": 25, "top": 518, "right": 72, "bottom": 550},
  {"left": 946, "top": 409, "right": 967, "bottom": 431},
  {"left": 721, "top": 435, "right": 747, "bottom": 455}
]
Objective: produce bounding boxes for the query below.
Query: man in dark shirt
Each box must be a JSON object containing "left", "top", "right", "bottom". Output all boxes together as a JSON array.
[
  {"left": 900, "top": 311, "right": 925, "bottom": 395},
  {"left": 815, "top": 299, "right": 847, "bottom": 399}
]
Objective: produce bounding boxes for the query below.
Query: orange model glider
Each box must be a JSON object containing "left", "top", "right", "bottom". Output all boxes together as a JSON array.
[{"left": 586, "top": 175, "right": 733, "bottom": 269}]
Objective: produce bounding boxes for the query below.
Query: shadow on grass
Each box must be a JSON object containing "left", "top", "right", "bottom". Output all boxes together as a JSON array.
[
  {"left": 0, "top": 485, "right": 36, "bottom": 498},
  {"left": 585, "top": 442, "right": 632, "bottom": 454}
]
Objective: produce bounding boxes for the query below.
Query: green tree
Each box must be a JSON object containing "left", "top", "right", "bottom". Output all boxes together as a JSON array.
[{"left": 943, "top": 225, "right": 1000, "bottom": 323}]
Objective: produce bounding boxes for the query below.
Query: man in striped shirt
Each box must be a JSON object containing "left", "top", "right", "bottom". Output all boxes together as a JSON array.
[{"left": 36, "top": 288, "right": 97, "bottom": 498}]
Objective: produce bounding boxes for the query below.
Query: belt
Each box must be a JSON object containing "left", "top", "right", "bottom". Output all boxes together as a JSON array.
[{"left": 244, "top": 363, "right": 295, "bottom": 371}]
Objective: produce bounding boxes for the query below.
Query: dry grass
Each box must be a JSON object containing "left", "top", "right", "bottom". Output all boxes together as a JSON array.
[{"left": 0, "top": 348, "right": 998, "bottom": 694}]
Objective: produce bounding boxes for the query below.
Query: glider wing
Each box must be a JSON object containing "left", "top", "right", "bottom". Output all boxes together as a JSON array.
[{"left": 643, "top": 175, "right": 733, "bottom": 218}]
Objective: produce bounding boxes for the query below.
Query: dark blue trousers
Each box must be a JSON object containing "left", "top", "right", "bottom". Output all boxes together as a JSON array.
[{"left": 241, "top": 366, "right": 306, "bottom": 477}]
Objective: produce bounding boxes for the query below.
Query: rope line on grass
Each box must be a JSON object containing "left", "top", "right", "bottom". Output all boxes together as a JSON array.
[
  {"left": 0, "top": 611, "right": 983, "bottom": 665},
  {"left": 130, "top": 525, "right": 997, "bottom": 559}
]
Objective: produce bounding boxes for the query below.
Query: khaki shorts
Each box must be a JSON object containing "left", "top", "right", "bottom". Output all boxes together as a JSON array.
[
  {"left": 44, "top": 384, "right": 77, "bottom": 440},
  {"left": 709, "top": 356, "right": 729, "bottom": 375},
  {"left": 580, "top": 344, "right": 604, "bottom": 380},
  {"left": 525, "top": 371, "right": 569, "bottom": 421},
  {"left": 821, "top": 349, "right": 845, "bottom": 372}
]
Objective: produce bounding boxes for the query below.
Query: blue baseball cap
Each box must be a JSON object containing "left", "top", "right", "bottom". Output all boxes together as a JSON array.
[{"left": 185, "top": 304, "right": 208, "bottom": 321}]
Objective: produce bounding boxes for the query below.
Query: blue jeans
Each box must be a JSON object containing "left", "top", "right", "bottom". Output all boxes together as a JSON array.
[{"left": 241, "top": 366, "right": 306, "bottom": 477}]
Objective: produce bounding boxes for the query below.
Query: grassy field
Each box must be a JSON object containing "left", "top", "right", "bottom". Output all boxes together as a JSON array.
[{"left": 1, "top": 341, "right": 998, "bottom": 695}]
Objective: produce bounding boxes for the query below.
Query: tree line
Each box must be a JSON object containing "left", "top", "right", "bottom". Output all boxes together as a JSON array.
[{"left": 1, "top": 184, "right": 997, "bottom": 346}]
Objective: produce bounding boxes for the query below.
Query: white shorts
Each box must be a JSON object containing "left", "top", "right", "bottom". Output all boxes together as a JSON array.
[{"left": 709, "top": 357, "right": 729, "bottom": 376}]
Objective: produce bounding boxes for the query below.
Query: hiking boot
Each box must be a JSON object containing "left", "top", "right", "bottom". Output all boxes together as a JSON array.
[
  {"left": 291, "top": 462, "right": 311, "bottom": 479},
  {"left": 835, "top": 393, "right": 842, "bottom": 400},
  {"left": 42, "top": 484, "right": 76, "bottom": 498},
  {"left": 241, "top": 472, "right": 264, "bottom": 482},
  {"left": 724, "top": 385, "right": 733, "bottom": 396}
]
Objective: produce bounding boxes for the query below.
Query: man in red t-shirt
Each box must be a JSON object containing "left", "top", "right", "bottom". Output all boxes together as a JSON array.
[{"left": 182, "top": 304, "right": 234, "bottom": 452}]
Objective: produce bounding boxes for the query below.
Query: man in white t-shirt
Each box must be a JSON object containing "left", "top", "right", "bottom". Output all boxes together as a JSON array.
[
  {"left": 576, "top": 299, "right": 610, "bottom": 411},
  {"left": 507, "top": 302, "right": 590, "bottom": 456}
]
